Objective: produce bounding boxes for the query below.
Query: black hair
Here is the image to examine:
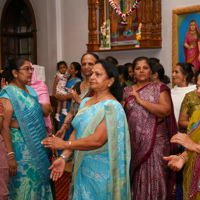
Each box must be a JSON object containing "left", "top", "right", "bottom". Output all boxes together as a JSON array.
[
  {"left": 176, "top": 62, "right": 194, "bottom": 84},
  {"left": 194, "top": 68, "right": 200, "bottom": 84},
  {"left": 105, "top": 56, "right": 119, "bottom": 67},
  {"left": 57, "top": 61, "right": 67, "bottom": 71},
  {"left": 149, "top": 57, "right": 160, "bottom": 64},
  {"left": 124, "top": 63, "right": 133, "bottom": 81},
  {"left": 71, "top": 62, "right": 82, "bottom": 80},
  {"left": 117, "top": 65, "right": 129, "bottom": 81},
  {"left": 4, "top": 57, "right": 26, "bottom": 83},
  {"left": 132, "top": 56, "right": 151, "bottom": 70},
  {"left": 81, "top": 52, "right": 99, "bottom": 63},
  {"left": 95, "top": 59, "right": 123, "bottom": 102},
  {"left": 152, "top": 63, "right": 170, "bottom": 84}
]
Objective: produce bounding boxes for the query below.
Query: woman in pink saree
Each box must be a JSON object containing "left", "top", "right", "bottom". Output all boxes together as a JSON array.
[
  {"left": 184, "top": 20, "right": 200, "bottom": 71},
  {"left": 123, "top": 56, "right": 177, "bottom": 200}
]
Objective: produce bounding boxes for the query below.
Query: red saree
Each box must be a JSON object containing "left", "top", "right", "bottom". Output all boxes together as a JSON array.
[{"left": 124, "top": 82, "right": 177, "bottom": 200}]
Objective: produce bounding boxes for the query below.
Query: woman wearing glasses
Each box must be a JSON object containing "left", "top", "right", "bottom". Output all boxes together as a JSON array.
[{"left": 0, "top": 57, "right": 53, "bottom": 200}]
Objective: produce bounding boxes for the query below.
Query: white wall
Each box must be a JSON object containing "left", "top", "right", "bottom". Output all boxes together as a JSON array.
[
  {"left": 1, "top": 0, "right": 200, "bottom": 93},
  {"left": 60, "top": 0, "right": 200, "bottom": 90}
]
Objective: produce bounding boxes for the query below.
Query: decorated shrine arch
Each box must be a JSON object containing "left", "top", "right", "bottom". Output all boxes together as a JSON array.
[{"left": 87, "top": 0, "right": 162, "bottom": 51}]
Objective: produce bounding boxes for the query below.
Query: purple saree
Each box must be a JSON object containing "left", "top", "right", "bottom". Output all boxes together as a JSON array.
[{"left": 124, "top": 82, "right": 177, "bottom": 200}]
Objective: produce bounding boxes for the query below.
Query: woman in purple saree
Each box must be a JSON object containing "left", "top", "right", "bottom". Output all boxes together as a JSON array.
[
  {"left": 123, "top": 56, "right": 177, "bottom": 200},
  {"left": 183, "top": 20, "right": 200, "bottom": 71}
]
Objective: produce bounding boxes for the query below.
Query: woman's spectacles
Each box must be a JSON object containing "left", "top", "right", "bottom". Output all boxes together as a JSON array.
[{"left": 19, "top": 66, "right": 34, "bottom": 72}]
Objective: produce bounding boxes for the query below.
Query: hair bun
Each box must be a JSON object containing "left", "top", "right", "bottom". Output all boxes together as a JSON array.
[{"left": 4, "top": 58, "right": 12, "bottom": 70}]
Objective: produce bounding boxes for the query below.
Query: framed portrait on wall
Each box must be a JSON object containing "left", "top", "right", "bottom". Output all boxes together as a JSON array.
[
  {"left": 105, "top": 0, "right": 141, "bottom": 48},
  {"left": 172, "top": 5, "right": 200, "bottom": 71}
]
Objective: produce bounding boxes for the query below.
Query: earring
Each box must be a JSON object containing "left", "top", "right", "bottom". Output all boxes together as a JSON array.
[
  {"left": 134, "top": 76, "right": 137, "bottom": 83},
  {"left": 154, "top": 77, "right": 156, "bottom": 79},
  {"left": 14, "top": 75, "right": 17, "bottom": 78},
  {"left": 184, "top": 78, "right": 186, "bottom": 81},
  {"left": 108, "top": 82, "right": 111, "bottom": 87}
]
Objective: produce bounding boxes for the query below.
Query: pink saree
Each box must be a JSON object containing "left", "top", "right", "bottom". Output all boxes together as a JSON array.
[
  {"left": 30, "top": 69, "right": 52, "bottom": 136},
  {"left": 124, "top": 82, "right": 177, "bottom": 200},
  {"left": 183, "top": 20, "right": 200, "bottom": 71}
]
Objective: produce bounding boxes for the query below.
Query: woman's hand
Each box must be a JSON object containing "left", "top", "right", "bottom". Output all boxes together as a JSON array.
[
  {"left": 49, "top": 157, "right": 66, "bottom": 181},
  {"left": 55, "top": 127, "right": 66, "bottom": 139},
  {"left": 8, "top": 158, "right": 17, "bottom": 177},
  {"left": 41, "top": 135, "right": 67, "bottom": 150},
  {"left": 1, "top": 78, "right": 8, "bottom": 89},
  {"left": 170, "top": 133, "right": 196, "bottom": 152},
  {"left": 163, "top": 155, "right": 185, "bottom": 171},
  {"left": 65, "top": 88, "right": 81, "bottom": 104},
  {"left": 129, "top": 90, "right": 142, "bottom": 105}
]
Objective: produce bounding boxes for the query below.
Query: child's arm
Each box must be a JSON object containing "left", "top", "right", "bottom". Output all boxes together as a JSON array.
[{"left": 52, "top": 76, "right": 59, "bottom": 96}]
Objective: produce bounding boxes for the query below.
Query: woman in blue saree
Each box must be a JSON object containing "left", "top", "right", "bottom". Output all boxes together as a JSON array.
[
  {"left": 42, "top": 59, "right": 131, "bottom": 199},
  {"left": 0, "top": 57, "right": 53, "bottom": 200},
  {"left": 58, "top": 62, "right": 82, "bottom": 143}
]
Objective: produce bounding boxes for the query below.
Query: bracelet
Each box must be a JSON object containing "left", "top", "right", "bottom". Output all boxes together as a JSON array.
[
  {"left": 7, "top": 152, "right": 14, "bottom": 156},
  {"left": 60, "top": 154, "right": 68, "bottom": 163},
  {"left": 177, "top": 153, "right": 188, "bottom": 163},
  {"left": 140, "top": 99, "right": 144, "bottom": 106},
  {"left": 8, "top": 156, "right": 15, "bottom": 160},
  {"left": 69, "top": 141, "right": 72, "bottom": 149}
]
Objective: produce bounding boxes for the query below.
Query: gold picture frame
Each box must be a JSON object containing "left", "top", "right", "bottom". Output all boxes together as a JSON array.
[{"left": 172, "top": 5, "right": 200, "bottom": 70}]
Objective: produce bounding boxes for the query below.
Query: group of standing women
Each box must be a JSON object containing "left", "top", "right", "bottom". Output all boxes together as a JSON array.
[{"left": 1, "top": 52, "right": 200, "bottom": 200}]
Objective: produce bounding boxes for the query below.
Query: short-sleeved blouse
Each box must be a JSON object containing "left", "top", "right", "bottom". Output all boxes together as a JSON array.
[{"left": 180, "top": 90, "right": 200, "bottom": 117}]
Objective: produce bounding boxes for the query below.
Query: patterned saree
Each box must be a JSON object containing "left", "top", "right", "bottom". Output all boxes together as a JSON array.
[
  {"left": 71, "top": 98, "right": 131, "bottom": 200},
  {"left": 183, "top": 120, "right": 200, "bottom": 200},
  {"left": 124, "top": 82, "right": 177, "bottom": 200},
  {"left": 0, "top": 85, "right": 53, "bottom": 200}
]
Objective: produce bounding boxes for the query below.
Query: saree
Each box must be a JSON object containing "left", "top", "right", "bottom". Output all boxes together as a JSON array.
[
  {"left": 124, "top": 82, "right": 177, "bottom": 200},
  {"left": 0, "top": 85, "right": 53, "bottom": 200},
  {"left": 59, "top": 78, "right": 81, "bottom": 141},
  {"left": 30, "top": 69, "right": 52, "bottom": 136},
  {"left": 71, "top": 98, "right": 131, "bottom": 200},
  {"left": 180, "top": 91, "right": 200, "bottom": 118},
  {"left": 183, "top": 120, "right": 200, "bottom": 200},
  {"left": 183, "top": 20, "right": 200, "bottom": 71}
]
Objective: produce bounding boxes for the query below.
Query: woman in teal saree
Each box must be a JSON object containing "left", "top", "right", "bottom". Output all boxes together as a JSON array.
[
  {"left": 42, "top": 59, "right": 131, "bottom": 200},
  {"left": 0, "top": 57, "right": 53, "bottom": 200}
]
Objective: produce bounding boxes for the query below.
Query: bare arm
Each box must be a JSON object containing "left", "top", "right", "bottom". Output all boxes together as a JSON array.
[
  {"left": 1, "top": 97, "right": 17, "bottom": 177},
  {"left": 56, "top": 93, "right": 73, "bottom": 101},
  {"left": 178, "top": 112, "right": 189, "bottom": 131},
  {"left": 42, "top": 117, "right": 108, "bottom": 151},
  {"left": 130, "top": 90, "right": 171, "bottom": 118},
  {"left": 55, "top": 102, "right": 74, "bottom": 138},
  {"left": 41, "top": 103, "right": 51, "bottom": 117}
]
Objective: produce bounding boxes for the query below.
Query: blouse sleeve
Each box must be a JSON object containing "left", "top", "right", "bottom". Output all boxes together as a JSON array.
[{"left": 180, "top": 93, "right": 190, "bottom": 114}]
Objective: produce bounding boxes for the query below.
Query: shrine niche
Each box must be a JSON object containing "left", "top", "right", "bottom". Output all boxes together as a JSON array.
[{"left": 87, "top": 0, "right": 162, "bottom": 52}]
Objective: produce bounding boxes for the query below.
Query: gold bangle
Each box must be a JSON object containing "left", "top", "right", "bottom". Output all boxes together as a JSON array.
[
  {"left": 8, "top": 156, "right": 15, "bottom": 160},
  {"left": 7, "top": 152, "right": 14, "bottom": 156}
]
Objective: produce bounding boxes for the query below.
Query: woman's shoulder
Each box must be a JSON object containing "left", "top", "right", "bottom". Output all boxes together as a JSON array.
[
  {"left": 124, "top": 85, "right": 132, "bottom": 93},
  {"left": 184, "top": 90, "right": 197, "bottom": 98},
  {"left": 26, "top": 85, "right": 39, "bottom": 99}
]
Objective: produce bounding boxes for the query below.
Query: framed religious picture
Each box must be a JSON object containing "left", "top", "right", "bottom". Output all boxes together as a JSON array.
[
  {"left": 105, "top": 0, "right": 141, "bottom": 48},
  {"left": 172, "top": 5, "right": 200, "bottom": 71},
  {"left": 87, "top": 0, "right": 162, "bottom": 52}
]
